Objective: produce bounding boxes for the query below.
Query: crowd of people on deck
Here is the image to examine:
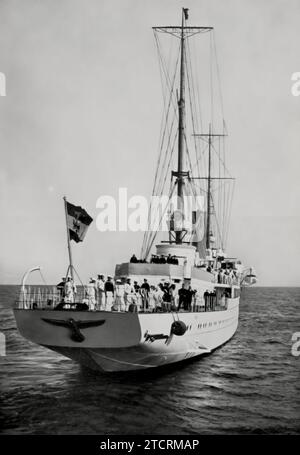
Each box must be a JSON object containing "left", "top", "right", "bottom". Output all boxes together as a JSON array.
[
  {"left": 55, "top": 274, "right": 229, "bottom": 313},
  {"left": 130, "top": 253, "right": 179, "bottom": 265},
  {"left": 217, "top": 268, "right": 238, "bottom": 285},
  {"left": 130, "top": 253, "right": 240, "bottom": 284},
  {"left": 150, "top": 254, "right": 179, "bottom": 265},
  {"left": 53, "top": 249, "right": 239, "bottom": 312}
]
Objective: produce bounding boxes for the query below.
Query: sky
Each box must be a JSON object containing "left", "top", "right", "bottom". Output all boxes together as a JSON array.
[{"left": 0, "top": 0, "right": 299, "bottom": 286}]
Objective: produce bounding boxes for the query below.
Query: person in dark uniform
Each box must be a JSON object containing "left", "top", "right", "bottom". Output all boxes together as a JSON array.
[
  {"left": 130, "top": 254, "right": 138, "bottom": 263},
  {"left": 56, "top": 277, "right": 66, "bottom": 302},
  {"left": 204, "top": 290, "right": 210, "bottom": 312},
  {"left": 104, "top": 276, "right": 114, "bottom": 294},
  {"left": 210, "top": 289, "right": 216, "bottom": 311},
  {"left": 186, "top": 286, "right": 193, "bottom": 312},
  {"left": 134, "top": 281, "right": 140, "bottom": 293},
  {"left": 178, "top": 284, "right": 187, "bottom": 311},
  {"left": 141, "top": 279, "right": 150, "bottom": 310},
  {"left": 141, "top": 279, "right": 150, "bottom": 293}
]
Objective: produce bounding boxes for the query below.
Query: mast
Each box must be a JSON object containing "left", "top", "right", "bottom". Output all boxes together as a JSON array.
[
  {"left": 206, "top": 124, "right": 212, "bottom": 249},
  {"left": 63, "top": 196, "right": 74, "bottom": 281},
  {"left": 144, "top": 13, "right": 213, "bottom": 258},
  {"left": 192, "top": 128, "right": 231, "bottom": 252},
  {"left": 176, "top": 8, "right": 188, "bottom": 244}
]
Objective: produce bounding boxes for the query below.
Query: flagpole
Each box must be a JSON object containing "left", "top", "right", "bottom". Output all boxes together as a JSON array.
[{"left": 63, "top": 196, "right": 74, "bottom": 282}]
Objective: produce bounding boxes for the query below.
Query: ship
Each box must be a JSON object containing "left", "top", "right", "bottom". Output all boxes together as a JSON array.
[{"left": 13, "top": 9, "right": 256, "bottom": 372}]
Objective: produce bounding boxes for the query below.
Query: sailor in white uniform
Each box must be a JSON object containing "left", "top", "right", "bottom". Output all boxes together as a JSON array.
[
  {"left": 124, "top": 278, "right": 135, "bottom": 311},
  {"left": 96, "top": 274, "right": 105, "bottom": 310},
  {"left": 148, "top": 286, "right": 156, "bottom": 312},
  {"left": 153, "top": 286, "right": 164, "bottom": 312},
  {"left": 86, "top": 278, "right": 97, "bottom": 310},
  {"left": 64, "top": 278, "right": 74, "bottom": 304},
  {"left": 113, "top": 279, "right": 125, "bottom": 312}
]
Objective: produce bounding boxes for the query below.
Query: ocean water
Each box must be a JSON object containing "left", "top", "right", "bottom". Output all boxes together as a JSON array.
[{"left": 0, "top": 285, "right": 299, "bottom": 435}]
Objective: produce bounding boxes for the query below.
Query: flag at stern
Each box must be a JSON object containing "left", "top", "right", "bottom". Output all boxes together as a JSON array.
[{"left": 65, "top": 201, "right": 93, "bottom": 243}]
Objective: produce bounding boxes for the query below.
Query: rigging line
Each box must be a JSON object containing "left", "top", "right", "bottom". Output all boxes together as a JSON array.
[
  {"left": 222, "top": 135, "right": 227, "bottom": 243},
  {"left": 218, "top": 138, "right": 221, "bottom": 233},
  {"left": 185, "top": 39, "right": 198, "bottom": 134},
  {"left": 190, "top": 176, "right": 206, "bottom": 197},
  {"left": 157, "top": 37, "right": 180, "bottom": 143},
  {"left": 222, "top": 179, "right": 233, "bottom": 250},
  {"left": 223, "top": 121, "right": 227, "bottom": 174},
  {"left": 213, "top": 179, "right": 227, "bottom": 248},
  {"left": 190, "top": 141, "right": 209, "bottom": 171},
  {"left": 155, "top": 35, "right": 171, "bottom": 172},
  {"left": 153, "top": 46, "right": 180, "bottom": 197},
  {"left": 147, "top": 130, "right": 176, "bottom": 255},
  {"left": 155, "top": 34, "right": 169, "bottom": 133},
  {"left": 189, "top": 34, "right": 203, "bottom": 133},
  {"left": 145, "top": 180, "right": 176, "bottom": 257},
  {"left": 222, "top": 179, "right": 231, "bottom": 249},
  {"left": 210, "top": 135, "right": 225, "bottom": 172},
  {"left": 144, "top": 183, "right": 176, "bottom": 260},
  {"left": 152, "top": 34, "right": 180, "bottom": 194},
  {"left": 73, "top": 266, "right": 85, "bottom": 289},
  {"left": 145, "top": 126, "right": 177, "bottom": 236},
  {"left": 144, "top": 132, "right": 174, "bottom": 253},
  {"left": 152, "top": 51, "right": 174, "bottom": 193},
  {"left": 155, "top": 31, "right": 179, "bottom": 115},
  {"left": 188, "top": 36, "right": 207, "bottom": 182},
  {"left": 142, "top": 35, "right": 180, "bottom": 254},
  {"left": 224, "top": 179, "right": 235, "bottom": 248},
  {"left": 187, "top": 179, "right": 202, "bottom": 246},
  {"left": 212, "top": 30, "right": 225, "bottom": 121},
  {"left": 183, "top": 127, "right": 195, "bottom": 182},
  {"left": 211, "top": 194, "right": 223, "bottom": 248},
  {"left": 155, "top": 113, "right": 177, "bottom": 197},
  {"left": 209, "top": 30, "right": 214, "bottom": 132},
  {"left": 208, "top": 179, "right": 231, "bottom": 194},
  {"left": 185, "top": 37, "right": 201, "bottom": 180},
  {"left": 141, "top": 40, "right": 169, "bottom": 256},
  {"left": 192, "top": 136, "right": 214, "bottom": 172},
  {"left": 219, "top": 140, "right": 224, "bottom": 244},
  {"left": 188, "top": 37, "right": 202, "bottom": 135},
  {"left": 221, "top": 122, "right": 227, "bottom": 242},
  {"left": 157, "top": 35, "right": 180, "bottom": 121},
  {"left": 195, "top": 37, "right": 204, "bottom": 134},
  {"left": 155, "top": 127, "right": 178, "bottom": 201},
  {"left": 191, "top": 178, "right": 209, "bottom": 196},
  {"left": 221, "top": 176, "right": 230, "bottom": 242},
  {"left": 143, "top": 131, "right": 178, "bottom": 256},
  {"left": 143, "top": 184, "right": 176, "bottom": 259},
  {"left": 148, "top": 33, "right": 171, "bottom": 213},
  {"left": 210, "top": 141, "right": 232, "bottom": 178}
]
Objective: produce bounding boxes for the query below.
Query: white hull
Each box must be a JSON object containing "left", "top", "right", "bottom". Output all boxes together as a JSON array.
[{"left": 14, "top": 298, "right": 239, "bottom": 372}]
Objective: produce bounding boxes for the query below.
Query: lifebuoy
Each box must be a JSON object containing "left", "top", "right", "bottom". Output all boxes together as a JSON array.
[{"left": 171, "top": 320, "right": 187, "bottom": 336}]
